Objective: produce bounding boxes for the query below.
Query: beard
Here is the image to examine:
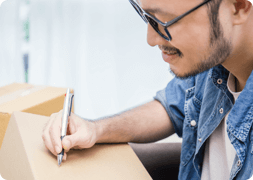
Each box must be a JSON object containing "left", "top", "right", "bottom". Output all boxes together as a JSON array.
[{"left": 168, "top": 17, "right": 233, "bottom": 80}]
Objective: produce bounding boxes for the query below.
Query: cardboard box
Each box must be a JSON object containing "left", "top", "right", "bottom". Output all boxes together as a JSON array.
[
  {"left": 0, "top": 112, "right": 152, "bottom": 180},
  {"left": 0, "top": 83, "right": 74, "bottom": 149}
]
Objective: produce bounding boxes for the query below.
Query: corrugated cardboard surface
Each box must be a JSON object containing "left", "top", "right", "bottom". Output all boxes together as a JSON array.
[
  {"left": 0, "top": 83, "right": 74, "bottom": 149},
  {"left": 0, "top": 112, "right": 152, "bottom": 180},
  {"left": 0, "top": 83, "right": 32, "bottom": 97}
]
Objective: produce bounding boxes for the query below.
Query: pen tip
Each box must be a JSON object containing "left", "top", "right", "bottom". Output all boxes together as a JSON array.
[{"left": 58, "top": 155, "right": 63, "bottom": 166}]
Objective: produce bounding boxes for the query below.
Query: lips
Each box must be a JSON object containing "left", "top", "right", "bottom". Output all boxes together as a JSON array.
[
  {"left": 163, "top": 51, "right": 178, "bottom": 55},
  {"left": 162, "top": 51, "right": 179, "bottom": 64}
]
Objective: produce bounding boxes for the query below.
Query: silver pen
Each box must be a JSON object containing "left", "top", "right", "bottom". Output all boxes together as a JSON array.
[{"left": 57, "top": 88, "right": 74, "bottom": 166}]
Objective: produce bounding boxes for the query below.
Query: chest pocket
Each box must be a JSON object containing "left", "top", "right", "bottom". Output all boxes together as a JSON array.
[{"left": 181, "top": 86, "right": 201, "bottom": 166}]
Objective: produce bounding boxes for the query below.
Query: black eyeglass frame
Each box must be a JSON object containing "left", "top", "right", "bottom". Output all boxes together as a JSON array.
[{"left": 129, "top": 0, "right": 212, "bottom": 41}]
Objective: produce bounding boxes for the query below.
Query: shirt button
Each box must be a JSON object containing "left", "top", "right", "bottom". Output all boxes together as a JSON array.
[
  {"left": 219, "top": 108, "right": 224, "bottom": 114},
  {"left": 237, "top": 160, "right": 241, "bottom": 167},
  {"left": 191, "top": 120, "right": 197, "bottom": 127},
  {"left": 217, "top": 79, "right": 223, "bottom": 84},
  {"left": 198, "top": 138, "right": 202, "bottom": 142}
]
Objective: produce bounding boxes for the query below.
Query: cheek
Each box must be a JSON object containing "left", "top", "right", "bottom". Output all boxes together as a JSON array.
[
  {"left": 219, "top": 7, "right": 233, "bottom": 39},
  {"left": 169, "top": 13, "right": 211, "bottom": 62}
]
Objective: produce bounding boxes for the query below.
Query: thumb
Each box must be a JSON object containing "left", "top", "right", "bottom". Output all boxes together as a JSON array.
[{"left": 62, "top": 134, "right": 79, "bottom": 152}]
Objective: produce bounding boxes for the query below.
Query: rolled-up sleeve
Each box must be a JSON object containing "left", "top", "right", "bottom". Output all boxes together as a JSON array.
[{"left": 154, "top": 77, "right": 191, "bottom": 138}]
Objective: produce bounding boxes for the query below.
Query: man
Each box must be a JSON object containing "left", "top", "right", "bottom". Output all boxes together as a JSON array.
[{"left": 42, "top": 0, "right": 253, "bottom": 179}]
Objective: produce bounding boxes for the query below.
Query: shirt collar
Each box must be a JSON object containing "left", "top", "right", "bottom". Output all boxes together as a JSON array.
[
  {"left": 208, "top": 65, "right": 253, "bottom": 142},
  {"left": 209, "top": 65, "right": 230, "bottom": 91},
  {"left": 226, "top": 70, "right": 253, "bottom": 142}
]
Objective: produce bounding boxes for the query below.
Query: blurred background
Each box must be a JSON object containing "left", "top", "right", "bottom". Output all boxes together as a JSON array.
[{"left": 0, "top": 0, "right": 181, "bottom": 143}]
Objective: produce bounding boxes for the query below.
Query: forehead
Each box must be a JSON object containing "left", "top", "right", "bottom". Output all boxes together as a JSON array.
[
  {"left": 137, "top": 0, "right": 202, "bottom": 14},
  {"left": 137, "top": 0, "right": 201, "bottom": 5},
  {"left": 137, "top": 0, "right": 180, "bottom": 7}
]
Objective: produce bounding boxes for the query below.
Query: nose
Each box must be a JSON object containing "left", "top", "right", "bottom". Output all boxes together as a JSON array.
[{"left": 147, "top": 24, "right": 167, "bottom": 47}]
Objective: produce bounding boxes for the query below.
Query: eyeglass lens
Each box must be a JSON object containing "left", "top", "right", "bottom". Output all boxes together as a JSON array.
[
  {"left": 146, "top": 15, "right": 171, "bottom": 40},
  {"left": 130, "top": 1, "right": 170, "bottom": 40}
]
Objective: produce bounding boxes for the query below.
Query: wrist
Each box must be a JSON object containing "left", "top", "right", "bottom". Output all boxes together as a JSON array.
[{"left": 94, "top": 120, "right": 105, "bottom": 143}]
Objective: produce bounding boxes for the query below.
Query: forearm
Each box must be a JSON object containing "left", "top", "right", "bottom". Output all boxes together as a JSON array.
[{"left": 95, "top": 100, "right": 175, "bottom": 143}]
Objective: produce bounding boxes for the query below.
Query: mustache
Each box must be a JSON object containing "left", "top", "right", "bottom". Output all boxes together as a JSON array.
[{"left": 159, "top": 45, "right": 183, "bottom": 57}]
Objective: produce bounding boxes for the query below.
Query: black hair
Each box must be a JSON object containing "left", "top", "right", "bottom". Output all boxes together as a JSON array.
[{"left": 206, "top": 0, "right": 224, "bottom": 44}]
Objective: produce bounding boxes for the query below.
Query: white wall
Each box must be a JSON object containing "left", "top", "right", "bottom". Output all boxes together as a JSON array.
[
  {"left": 0, "top": 0, "right": 24, "bottom": 86},
  {"left": 0, "top": 0, "right": 181, "bottom": 143}
]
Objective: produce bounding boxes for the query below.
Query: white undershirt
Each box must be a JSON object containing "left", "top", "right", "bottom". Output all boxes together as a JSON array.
[{"left": 201, "top": 73, "right": 241, "bottom": 180}]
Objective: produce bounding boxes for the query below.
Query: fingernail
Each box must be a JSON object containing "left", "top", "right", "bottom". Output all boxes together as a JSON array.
[
  {"left": 62, "top": 140, "right": 70, "bottom": 150},
  {"left": 55, "top": 146, "right": 61, "bottom": 154}
]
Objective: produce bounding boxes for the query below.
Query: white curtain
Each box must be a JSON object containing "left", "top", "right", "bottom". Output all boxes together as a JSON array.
[
  {"left": 0, "top": 0, "right": 181, "bottom": 142},
  {"left": 0, "top": 0, "right": 24, "bottom": 86}
]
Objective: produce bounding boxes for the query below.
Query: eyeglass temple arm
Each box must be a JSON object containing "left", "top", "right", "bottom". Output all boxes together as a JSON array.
[{"left": 165, "top": 0, "right": 212, "bottom": 27}]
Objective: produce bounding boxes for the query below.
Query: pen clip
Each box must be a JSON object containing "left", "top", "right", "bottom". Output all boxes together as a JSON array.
[{"left": 68, "top": 94, "right": 74, "bottom": 116}]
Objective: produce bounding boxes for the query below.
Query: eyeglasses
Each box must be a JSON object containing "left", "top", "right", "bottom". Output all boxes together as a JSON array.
[{"left": 129, "top": 0, "right": 212, "bottom": 41}]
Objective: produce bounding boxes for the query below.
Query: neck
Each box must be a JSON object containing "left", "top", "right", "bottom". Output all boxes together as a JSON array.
[
  {"left": 222, "top": 18, "right": 253, "bottom": 92},
  {"left": 222, "top": 50, "right": 253, "bottom": 92}
]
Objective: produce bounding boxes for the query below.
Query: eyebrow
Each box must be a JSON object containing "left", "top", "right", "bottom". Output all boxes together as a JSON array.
[
  {"left": 134, "top": 0, "right": 177, "bottom": 19},
  {"left": 143, "top": 7, "right": 177, "bottom": 18}
]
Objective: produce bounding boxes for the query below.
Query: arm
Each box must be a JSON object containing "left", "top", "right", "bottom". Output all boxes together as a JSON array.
[
  {"left": 96, "top": 100, "right": 175, "bottom": 143},
  {"left": 42, "top": 100, "right": 175, "bottom": 161}
]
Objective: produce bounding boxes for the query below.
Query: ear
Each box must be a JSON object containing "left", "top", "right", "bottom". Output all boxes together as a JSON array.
[{"left": 232, "top": 0, "right": 252, "bottom": 25}]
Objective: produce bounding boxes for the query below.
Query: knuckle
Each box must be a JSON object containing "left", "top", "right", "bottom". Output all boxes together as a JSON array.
[
  {"left": 50, "top": 113, "right": 57, "bottom": 119},
  {"left": 51, "top": 112, "right": 60, "bottom": 120}
]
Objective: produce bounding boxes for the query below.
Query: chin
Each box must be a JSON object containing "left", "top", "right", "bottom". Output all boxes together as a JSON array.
[{"left": 169, "top": 66, "right": 203, "bottom": 80}]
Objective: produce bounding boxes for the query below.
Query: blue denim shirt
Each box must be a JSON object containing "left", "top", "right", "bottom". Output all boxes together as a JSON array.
[{"left": 154, "top": 65, "right": 253, "bottom": 180}]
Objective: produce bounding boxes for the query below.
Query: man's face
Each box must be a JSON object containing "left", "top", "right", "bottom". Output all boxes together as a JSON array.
[{"left": 139, "top": 0, "right": 233, "bottom": 79}]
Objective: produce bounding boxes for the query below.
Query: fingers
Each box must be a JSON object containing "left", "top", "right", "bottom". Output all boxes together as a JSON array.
[
  {"left": 42, "top": 113, "right": 57, "bottom": 136},
  {"left": 42, "top": 110, "right": 96, "bottom": 161},
  {"left": 49, "top": 112, "right": 63, "bottom": 153},
  {"left": 61, "top": 133, "right": 80, "bottom": 152},
  {"left": 42, "top": 111, "right": 63, "bottom": 157}
]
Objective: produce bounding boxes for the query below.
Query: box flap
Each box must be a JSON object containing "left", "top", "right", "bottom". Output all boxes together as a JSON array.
[
  {"left": 0, "top": 85, "right": 47, "bottom": 106},
  {"left": 0, "top": 112, "right": 151, "bottom": 180},
  {"left": 0, "top": 87, "right": 68, "bottom": 114},
  {"left": 0, "top": 113, "right": 12, "bottom": 149},
  {"left": 0, "top": 83, "right": 32, "bottom": 97},
  {"left": 0, "top": 112, "right": 35, "bottom": 180}
]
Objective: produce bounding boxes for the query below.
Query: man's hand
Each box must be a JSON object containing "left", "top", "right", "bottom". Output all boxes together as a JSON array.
[
  {"left": 42, "top": 110, "right": 98, "bottom": 161},
  {"left": 42, "top": 100, "right": 175, "bottom": 161}
]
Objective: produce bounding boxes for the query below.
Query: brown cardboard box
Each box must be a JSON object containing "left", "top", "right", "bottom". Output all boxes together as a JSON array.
[
  {"left": 0, "top": 112, "right": 152, "bottom": 180},
  {"left": 0, "top": 83, "right": 74, "bottom": 149}
]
